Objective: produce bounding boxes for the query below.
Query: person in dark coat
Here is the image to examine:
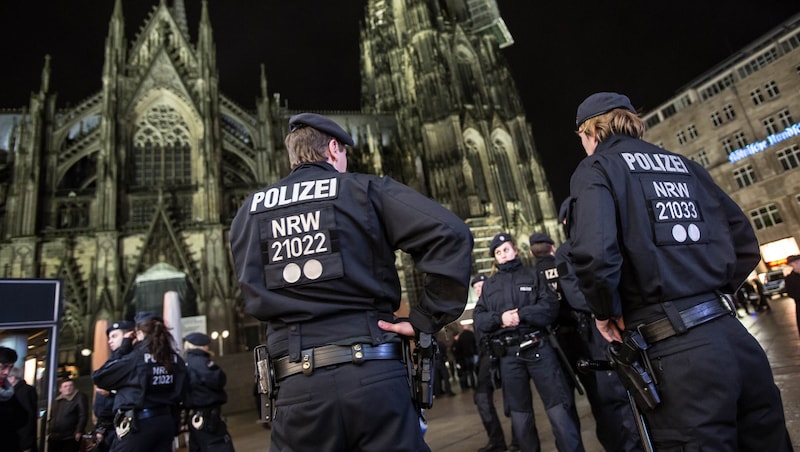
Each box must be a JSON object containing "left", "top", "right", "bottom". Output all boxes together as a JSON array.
[
  {"left": 784, "top": 255, "right": 800, "bottom": 336},
  {"left": 47, "top": 378, "right": 88, "bottom": 452},
  {"left": 230, "top": 112, "right": 472, "bottom": 451},
  {"left": 568, "top": 91, "right": 791, "bottom": 450},
  {"left": 0, "top": 347, "right": 28, "bottom": 452},
  {"left": 9, "top": 366, "right": 38, "bottom": 452},
  {"left": 183, "top": 332, "right": 235, "bottom": 452},
  {"left": 452, "top": 326, "right": 477, "bottom": 389}
]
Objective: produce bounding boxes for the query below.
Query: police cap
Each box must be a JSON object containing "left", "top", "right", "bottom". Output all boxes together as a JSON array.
[
  {"left": 529, "top": 232, "right": 554, "bottom": 245},
  {"left": 134, "top": 311, "right": 162, "bottom": 325},
  {"left": 576, "top": 92, "right": 635, "bottom": 127},
  {"left": 489, "top": 232, "right": 513, "bottom": 255},
  {"left": 106, "top": 320, "right": 134, "bottom": 336},
  {"left": 470, "top": 274, "right": 487, "bottom": 286},
  {"left": 787, "top": 255, "right": 800, "bottom": 264},
  {"left": 288, "top": 113, "right": 355, "bottom": 146},
  {"left": 184, "top": 332, "right": 211, "bottom": 346}
]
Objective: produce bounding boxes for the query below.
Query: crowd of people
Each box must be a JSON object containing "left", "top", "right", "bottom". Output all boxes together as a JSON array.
[{"left": 2, "top": 96, "right": 797, "bottom": 451}]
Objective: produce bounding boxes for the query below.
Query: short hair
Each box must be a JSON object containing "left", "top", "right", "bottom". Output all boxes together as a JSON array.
[
  {"left": 577, "top": 108, "right": 645, "bottom": 143},
  {"left": 284, "top": 126, "right": 334, "bottom": 168},
  {"left": 0, "top": 346, "right": 18, "bottom": 364},
  {"left": 530, "top": 241, "right": 554, "bottom": 258},
  {"left": 9, "top": 367, "right": 23, "bottom": 379}
]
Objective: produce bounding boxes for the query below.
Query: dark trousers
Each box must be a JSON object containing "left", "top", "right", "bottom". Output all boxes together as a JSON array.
[
  {"left": 643, "top": 315, "right": 792, "bottom": 451},
  {"left": 500, "top": 339, "right": 584, "bottom": 452},
  {"left": 270, "top": 359, "right": 428, "bottom": 452},
  {"left": 110, "top": 413, "right": 175, "bottom": 452},
  {"left": 47, "top": 438, "right": 79, "bottom": 452},
  {"left": 474, "top": 352, "right": 506, "bottom": 448},
  {"left": 189, "top": 421, "right": 235, "bottom": 452}
]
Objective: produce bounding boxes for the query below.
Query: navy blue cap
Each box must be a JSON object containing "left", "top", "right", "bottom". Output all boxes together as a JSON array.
[
  {"left": 106, "top": 320, "right": 134, "bottom": 336},
  {"left": 134, "top": 311, "right": 162, "bottom": 325},
  {"left": 184, "top": 332, "right": 211, "bottom": 346},
  {"left": 489, "top": 232, "right": 513, "bottom": 254},
  {"left": 470, "top": 274, "right": 487, "bottom": 286},
  {"left": 576, "top": 92, "right": 635, "bottom": 127},
  {"left": 289, "top": 113, "right": 354, "bottom": 146},
  {"left": 529, "top": 232, "right": 554, "bottom": 245}
]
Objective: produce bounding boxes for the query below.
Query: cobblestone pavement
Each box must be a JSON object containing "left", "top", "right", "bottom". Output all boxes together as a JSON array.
[{"left": 211, "top": 296, "right": 800, "bottom": 451}]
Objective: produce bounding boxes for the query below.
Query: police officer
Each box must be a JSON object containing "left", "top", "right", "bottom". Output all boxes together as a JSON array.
[
  {"left": 93, "top": 312, "right": 187, "bottom": 452},
  {"left": 471, "top": 274, "right": 511, "bottom": 452},
  {"left": 183, "top": 332, "right": 235, "bottom": 452},
  {"left": 93, "top": 320, "right": 135, "bottom": 452},
  {"left": 230, "top": 113, "right": 473, "bottom": 451},
  {"left": 530, "top": 229, "right": 642, "bottom": 451},
  {"left": 568, "top": 92, "right": 792, "bottom": 450},
  {"left": 473, "top": 233, "right": 584, "bottom": 452}
]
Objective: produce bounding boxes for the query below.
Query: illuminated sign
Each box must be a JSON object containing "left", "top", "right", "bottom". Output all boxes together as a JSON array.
[{"left": 728, "top": 122, "right": 800, "bottom": 164}]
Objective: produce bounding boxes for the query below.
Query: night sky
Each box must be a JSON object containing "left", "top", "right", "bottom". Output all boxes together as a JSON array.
[{"left": 1, "top": 0, "right": 798, "bottom": 203}]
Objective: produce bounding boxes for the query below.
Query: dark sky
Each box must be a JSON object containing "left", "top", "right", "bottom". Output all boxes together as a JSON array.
[{"left": 1, "top": 1, "right": 798, "bottom": 203}]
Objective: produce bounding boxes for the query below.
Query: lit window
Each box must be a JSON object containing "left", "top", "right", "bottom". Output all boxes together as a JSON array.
[
  {"left": 749, "top": 204, "right": 783, "bottom": 230},
  {"left": 733, "top": 165, "right": 757, "bottom": 188}
]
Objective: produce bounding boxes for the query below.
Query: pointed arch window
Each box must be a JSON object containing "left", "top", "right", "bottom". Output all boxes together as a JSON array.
[{"left": 132, "top": 105, "right": 192, "bottom": 187}]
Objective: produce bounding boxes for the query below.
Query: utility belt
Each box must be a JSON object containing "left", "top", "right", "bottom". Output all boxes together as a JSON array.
[
  {"left": 273, "top": 341, "right": 403, "bottom": 380},
  {"left": 113, "top": 406, "right": 171, "bottom": 438},
  {"left": 636, "top": 294, "right": 733, "bottom": 344},
  {"left": 490, "top": 330, "right": 543, "bottom": 348},
  {"left": 189, "top": 406, "right": 222, "bottom": 433}
]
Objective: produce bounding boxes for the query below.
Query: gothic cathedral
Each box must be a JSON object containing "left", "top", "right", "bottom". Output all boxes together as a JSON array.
[{"left": 0, "top": 0, "right": 557, "bottom": 366}]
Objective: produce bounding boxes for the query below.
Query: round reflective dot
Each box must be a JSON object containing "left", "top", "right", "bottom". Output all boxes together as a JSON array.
[
  {"left": 283, "top": 263, "right": 301, "bottom": 283},
  {"left": 688, "top": 224, "right": 701, "bottom": 241},
  {"left": 672, "top": 224, "right": 687, "bottom": 242},
  {"left": 304, "top": 259, "right": 323, "bottom": 280}
]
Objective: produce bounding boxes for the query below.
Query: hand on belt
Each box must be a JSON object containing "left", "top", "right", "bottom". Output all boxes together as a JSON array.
[
  {"left": 273, "top": 342, "right": 403, "bottom": 380},
  {"left": 637, "top": 296, "right": 733, "bottom": 343}
]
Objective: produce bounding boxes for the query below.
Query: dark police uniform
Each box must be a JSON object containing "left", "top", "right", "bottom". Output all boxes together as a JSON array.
[
  {"left": 473, "top": 243, "right": 584, "bottom": 452},
  {"left": 93, "top": 321, "right": 135, "bottom": 452},
  {"left": 93, "top": 337, "right": 187, "bottom": 452},
  {"left": 568, "top": 93, "right": 792, "bottom": 450},
  {"left": 544, "top": 242, "right": 643, "bottom": 452},
  {"left": 230, "top": 113, "right": 473, "bottom": 452},
  {"left": 184, "top": 335, "right": 235, "bottom": 452}
]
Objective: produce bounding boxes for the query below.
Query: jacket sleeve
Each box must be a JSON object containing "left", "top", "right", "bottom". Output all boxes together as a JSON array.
[
  {"left": 569, "top": 162, "right": 623, "bottom": 320},
  {"left": 377, "top": 177, "right": 474, "bottom": 334},
  {"left": 517, "top": 272, "right": 560, "bottom": 327},
  {"left": 92, "top": 353, "right": 134, "bottom": 390},
  {"left": 717, "top": 184, "right": 760, "bottom": 292}
]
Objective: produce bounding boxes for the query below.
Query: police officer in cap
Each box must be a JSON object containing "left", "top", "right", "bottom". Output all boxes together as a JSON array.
[
  {"left": 530, "top": 228, "right": 642, "bottom": 451},
  {"left": 93, "top": 311, "right": 188, "bottom": 452},
  {"left": 568, "top": 92, "right": 792, "bottom": 449},
  {"left": 473, "top": 233, "right": 584, "bottom": 452},
  {"left": 93, "top": 320, "right": 135, "bottom": 452},
  {"left": 230, "top": 112, "right": 473, "bottom": 451},
  {"left": 183, "top": 332, "right": 235, "bottom": 452}
]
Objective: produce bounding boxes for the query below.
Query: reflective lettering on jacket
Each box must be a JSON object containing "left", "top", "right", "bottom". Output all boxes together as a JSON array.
[
  {"left": 249, "top": 178, "right": 338, "bottom": 213},
  {"left": 145, "top": 353, "right": 176, "bottom": 393}
]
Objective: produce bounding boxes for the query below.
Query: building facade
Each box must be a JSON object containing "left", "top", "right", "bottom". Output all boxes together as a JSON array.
[
  {"left": 0, "top": 0, "right": 557, "bottom": 369},
  {"left": 642, "top": 13, "right": 800, "bottom": 271}
]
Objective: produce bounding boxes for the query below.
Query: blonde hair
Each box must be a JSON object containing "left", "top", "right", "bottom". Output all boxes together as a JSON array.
[
  {"left": 284, "top": 127, "right": 334, "bottom": 168},
  {"left": 577, "top": 108, "right": 645, "bottom": 143}
]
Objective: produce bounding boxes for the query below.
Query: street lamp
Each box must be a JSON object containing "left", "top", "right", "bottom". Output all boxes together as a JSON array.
[{"left": 210, "top": 330, "right": 230, "bottom": 357}]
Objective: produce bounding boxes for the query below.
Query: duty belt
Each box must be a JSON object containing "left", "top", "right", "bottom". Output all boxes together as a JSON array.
[
  {"left": 273, "top": 342, "right": 403, "bottom": 380},
  {"left": 492, "top": 330, "right": 543, "bottom": 347},
  {"left": 637, "top": 296, "right": 732, "bottom": 343}
]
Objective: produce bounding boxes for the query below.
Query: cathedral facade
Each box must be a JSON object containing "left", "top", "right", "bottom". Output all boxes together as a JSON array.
[{"left": 0, "top": 0, "right": 557, "bottom": 367}]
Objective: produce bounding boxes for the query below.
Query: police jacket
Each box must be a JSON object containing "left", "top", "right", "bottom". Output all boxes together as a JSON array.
[
  {"left": 473, "top": 257, "right": 559, "bottom": 338},
  {"left": 93, "top": 339, "right": 187, "bottom": 412},
  {"left": 184, "top": 349, "right": 227, "bottom": 409},
  {"left": 553, "top": 244, "right": 592, "bottom": 314},
  {"left": 230, "top": 162, "right": 473, "bottom": 358},
  {"left": 94, "top": 340, "right": 133, "bottom": 420},
  {"left": 567, "top": 134, "right": 760, "bottom": 322}
]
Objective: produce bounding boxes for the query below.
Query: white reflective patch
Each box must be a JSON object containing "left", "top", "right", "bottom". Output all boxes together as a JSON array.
[
  {"left": 688, "top": 224, "right": 701, "bottom": 241},
  {"left": 304, "top": 259, "right": 323, "bottom": 280},
  {"left": 283, "top": 263, "right": 302, "bottom": 283},
  {"left": 672, "top": 224, "right": 687, "bottom": 242},
  {"left": 519, "top": 286, "right": 532, "bottom": 292}
]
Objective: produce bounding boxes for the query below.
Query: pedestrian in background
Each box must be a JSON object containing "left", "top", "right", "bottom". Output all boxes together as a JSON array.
[
  {"left": 0, "top": 346, "right": 28, "bottom": 452},
  {"left": 567, "top": 91, "right": 792, "bottom": 449},
  {"left": 784, "top": 255, "right": 800, "bottom": 336},
  {"left": 473, "top": 232, "right": 584, "bottom": 452},
  {"left": 183, "top": 332, "right": 235, "bottom": 452},
  {"left": 230, "top": 113, "right": 472, "bottom": 451},
  {"left": 8, "top": 366, "right": 38, "bottom": 452},
  {"left": 47, "top": 379, "right": 88, "bottom": 452}
]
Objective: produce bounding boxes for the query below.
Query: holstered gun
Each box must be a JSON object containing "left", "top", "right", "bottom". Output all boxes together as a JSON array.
[
  {"left": 254, "top": 345, "right": 276, "bottom": 423},
  {"left": 403, "top": 332, "right": 436, "bottom": 413},
  {"left": 607, "top": 331, "right": 661, "bottom": 411}
]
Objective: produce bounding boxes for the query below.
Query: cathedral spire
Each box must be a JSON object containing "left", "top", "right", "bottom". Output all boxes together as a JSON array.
[
  {"left": 260, "top": 64, "right": 268, "bottom": 99},
  {"left": 172, "top": 0, "right": 190, "bottom": 38},
  {"left": 197, "top": 0, "right": 216, "bottom": 70},
  {"left": 40, "top": 55, "right": 51, "bottom": 94}
]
